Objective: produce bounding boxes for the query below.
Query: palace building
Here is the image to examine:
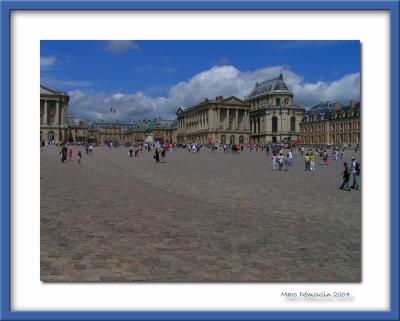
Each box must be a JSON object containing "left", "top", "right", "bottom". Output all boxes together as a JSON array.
[
  {"left": 300, "top": 100, "right": 360, "bottom": 146},
  {"left": 40, "top": 85, "right": 70, "bottom": 143},
  {"left": 176, "top": 96, "right": 251, "bottom": 145},
  {"left": 40, "top": 82, "right": 359, "bottom": 147},
  {"left": 245, "top": 74, "right": 305, "bottom": 144}
]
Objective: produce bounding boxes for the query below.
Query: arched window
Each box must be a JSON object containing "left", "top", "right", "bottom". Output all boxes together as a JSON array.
[
  {"left": 239, "top": 135, "right": 244, "bottom": 145},
  {"left": 276, "top": 98, "right": 281, "bottom": 106},
  {"left": 230, "top": 135, "right": 235, "bottom": 145},
  {"left": 221, "top": 135, "right": 226, "bottom": 144},
  {"left": 272, "top": 116, "right": 278, "bottom": 132},
  {"left": 290, "top": 116, "right": 296, "bottom": 132}
]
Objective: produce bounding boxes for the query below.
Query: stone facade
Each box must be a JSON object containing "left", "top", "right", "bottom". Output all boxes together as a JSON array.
[
  {"left": 41, "top": 83, "right": 359, "bottom": 147},
  {"left": 300, "top": 101, "right": 361, "bottom": 146},
  {"left": 64, "top": 118, "right": 177, "bottom": 145},
  {"left": 40, "top": 85, "right": 69, "bottom": 143},
  {"left": 176, "top": 96, "right": 251, "bottom": 145},
  {"left": 246, "top": 74, "right": 305, "bottom": 144}
]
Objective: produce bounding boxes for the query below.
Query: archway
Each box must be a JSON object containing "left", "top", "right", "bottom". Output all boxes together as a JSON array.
[
  {"left": 47, "top": 131, "right": 55, "bottom": 143},
  {"left": 221, "top": 135, "right": 226, "bottom": 144},
  {"left": 230, "top": 135, "right": 235, "bottom": 145}
]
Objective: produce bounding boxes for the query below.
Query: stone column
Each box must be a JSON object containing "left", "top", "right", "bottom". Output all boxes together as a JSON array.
[
  {"left": 43, "top": 100, "right": 48, "bottom": 125},
  {"left": 226, "top": 109, "right": 230, "bottom": 129},
  {"left": 235, "top": 109, "right": 239, "bottom": 130},
  {"left": 55, "top": 101, "right": 59, "bottom": 125},
  {"left": 217, "top": 108, "right": 220, "bottom": 129},
  {"left": 61, "top": 104, "right": 64, "bottom": 126}
]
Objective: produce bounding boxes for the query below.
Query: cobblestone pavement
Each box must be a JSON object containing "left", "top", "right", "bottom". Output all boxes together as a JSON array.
[{"left": 41, "top": 145, "right": 361, "bottom": 282}]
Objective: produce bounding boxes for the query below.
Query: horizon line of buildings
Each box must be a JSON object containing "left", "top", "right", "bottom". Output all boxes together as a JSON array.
[{"left": 40, "top": 75, "right": 360, "bottom": 146}]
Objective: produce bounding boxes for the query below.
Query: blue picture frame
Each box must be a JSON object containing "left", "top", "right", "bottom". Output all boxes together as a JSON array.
[{"left": 1, "top": 1, "right": 399, "bottom": 320}]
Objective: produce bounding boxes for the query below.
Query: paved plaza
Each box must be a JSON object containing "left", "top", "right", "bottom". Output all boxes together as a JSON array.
[{"left": 41, "top": 146, "right": 361, "bottom": 282}]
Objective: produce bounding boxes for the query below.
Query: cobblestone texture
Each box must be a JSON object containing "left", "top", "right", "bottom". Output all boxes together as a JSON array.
[{"left": 41, "top": 146, "right": 361, "bottom": 282}]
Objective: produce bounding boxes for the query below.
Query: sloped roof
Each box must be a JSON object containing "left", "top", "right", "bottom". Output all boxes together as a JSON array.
[
  {"left": 247, "top": 74, "right": 292, "bottom": 99},
  {"left": 40, "top": 84, "right": 68, "bottom": 96},
  {"left": 308, "top": 101, "right": 336, "bottom": 114}
]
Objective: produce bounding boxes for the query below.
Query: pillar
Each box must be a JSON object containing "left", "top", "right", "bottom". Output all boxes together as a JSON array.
[
  {"left": 55, "top": 101, "right": 59, "bottom": 125},
  {"left": 226, "top": 109, "right": 230, "bottom": 129},
  {"left": 235, "top": 109, "right": 239, "bottom": 130},
  {"left": 217, "top": 108, "right": 221, "bottom": 129},
  {"left": 43, "top": 100, "right": 48, "bottom": 125}
]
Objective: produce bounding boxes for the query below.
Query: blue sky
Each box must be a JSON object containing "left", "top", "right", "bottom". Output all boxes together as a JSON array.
[{"left": 40, "top": 40, "right": 360, "bottom": 121}]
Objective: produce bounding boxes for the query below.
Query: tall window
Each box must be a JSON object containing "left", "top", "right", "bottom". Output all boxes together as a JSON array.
[
  {"left": 276, "top": 98, "right": 281, "bottom": 106},
  {"left": 290, "top": 116, "right": 296, "bottom": 132},
  {"left": 272, "top": 116, "right": 278, "bottom": 132}
]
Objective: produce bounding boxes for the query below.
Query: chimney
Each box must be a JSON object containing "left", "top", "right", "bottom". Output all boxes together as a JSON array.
[
  {"left": 334, "top": 101, "right": 341, "bottom": 110},
  {"left": 350, "top": 100, "right": 356, "bottom": 108},
  {"left": 204, "top": 97, "right": 209, "bottom": 102},
  {"left": 216, "top": 95, "right": 224, "bottom": 101}
]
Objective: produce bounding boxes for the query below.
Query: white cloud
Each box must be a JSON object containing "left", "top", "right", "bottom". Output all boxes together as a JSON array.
[
  {"left": 40, "top": 56, "right": 57, "bottom": 70},
  {"left": 101, "top": 41, "right": 139, "bottom": 54},
  {"left": 66, "top": 65, "right": 360, "bottom": 121},
  {"left": 41, "top": 77, "right": 91, "bottom": 89}
]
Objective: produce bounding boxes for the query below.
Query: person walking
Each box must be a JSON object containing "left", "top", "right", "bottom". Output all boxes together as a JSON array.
[
  {"left": 309, "top": 152, "right": 315, "bottom": 171},
  {"left": 60, "top": 144, "right": 68, "bottom": 163},
  {"left": 354, "top": 161, "right": 361, "bottom": 190},
  {"left": 277, "top": 153, "right": 285, "bottom": 171},
  {"left": 351, "top": 159, "right": 361, "bottom": 190},
  {"left": 339, "top": 162, "right": 351, "bottom": 191},
  {"left": 304, "top": 152, "right": 310, "bottom": 171},
  {"left": 154, "top": 148, "right": 160, "bottom": 163},
  {"left": 68, "top": 149, "right": 73, "bottom": 161},
  {"left": 271, "top": 154, "right": 276, "bottom": 171},
  {"left": 287, "top": 150, "right": 293, "bottom": 166},
  {"left": 323, "top": 150, "right": 329, "bottom": 165},
  {"left": 129, "top": 146, "right": 133, "bottom": 158},
  {"left": 89, "top": 144, "right": 93, "bottom": 155},
  {"left": 161, "top": 147, "right": 166, "bottom": 162},
  {"left": 77, "top": 151, "right": 82, "bottom": 165}
]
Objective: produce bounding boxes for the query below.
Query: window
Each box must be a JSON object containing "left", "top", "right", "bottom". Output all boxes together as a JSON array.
[
  {"left": 272, "top": 116, "right": 278, "bottom": 132},
  {"left": 290, "top": 116, "right": 296, "bottom": 132},
  {"left": 276, "top": 98, "right": 281, "bottom": 106}
]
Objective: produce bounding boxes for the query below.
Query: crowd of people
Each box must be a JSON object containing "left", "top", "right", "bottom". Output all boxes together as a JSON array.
[{"left": 50, "top": 139, "right": 361, "bottom": 191}]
